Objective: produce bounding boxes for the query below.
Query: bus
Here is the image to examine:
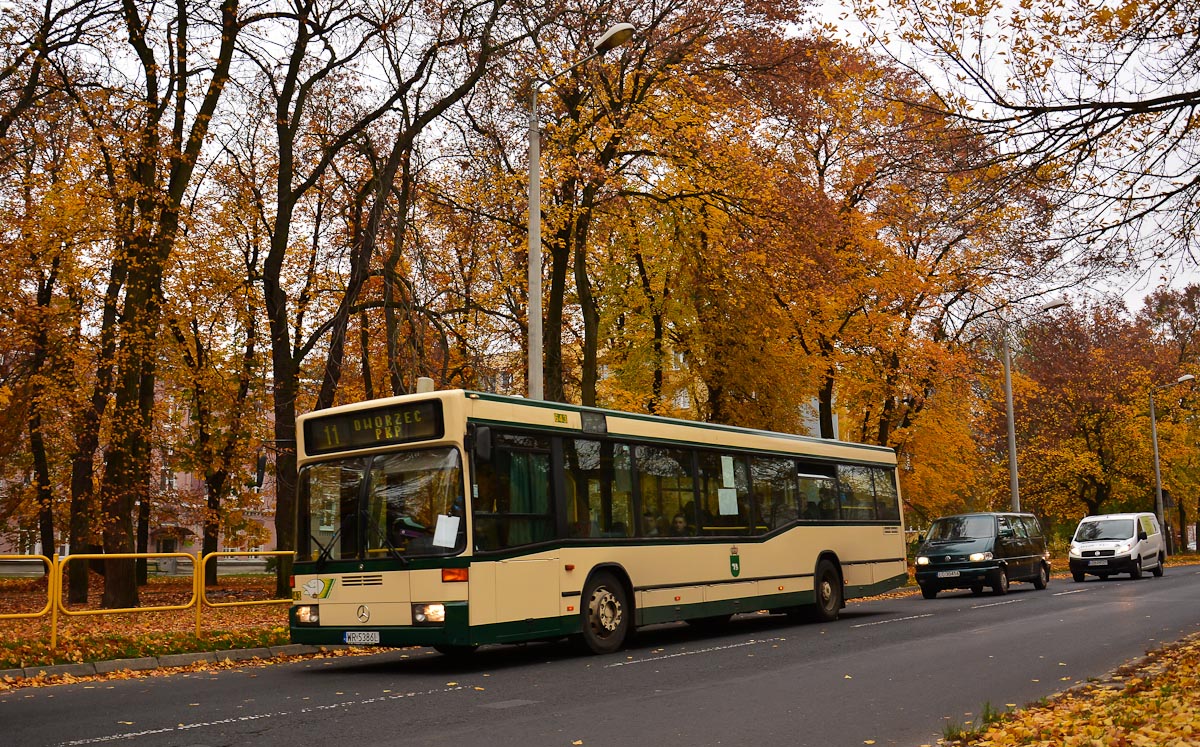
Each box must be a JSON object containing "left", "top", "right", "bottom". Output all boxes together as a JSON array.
[{"left": 290, "top": 389, "right": 907, "bottom": 655}]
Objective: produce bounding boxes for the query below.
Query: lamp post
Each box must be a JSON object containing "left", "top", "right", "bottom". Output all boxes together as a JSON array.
[
  {"left": 1002, "top": 298, "right": 1067, "bottom": 511},
  {"left": 1151, "top": 373, "right": 1194, "bottom": 555},
  {"left": 527, "top": 22, "right": 635, "bottom": 400}
]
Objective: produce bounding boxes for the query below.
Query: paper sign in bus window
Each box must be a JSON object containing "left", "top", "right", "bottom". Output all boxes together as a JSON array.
[
  {"left": 433, "top": 515, "right": 461, "bottom": 547},
  {"left": 721, "top": 455, "right": 735, "bottom": 487},
  {"left": 718, "top": 487, "right": 738, "bottom": 515}
]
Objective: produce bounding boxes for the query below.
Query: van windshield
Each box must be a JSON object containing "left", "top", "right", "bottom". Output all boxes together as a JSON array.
[
  {"left": 1074, "top": 519, "right": 1134, "bottom": 542},
  {"left": 926, "top": 515, "right": 994, "bottom": 541}
]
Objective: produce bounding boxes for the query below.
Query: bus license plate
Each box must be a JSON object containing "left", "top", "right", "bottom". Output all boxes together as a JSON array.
[
  {"left": 1088, "top": 560, "right": 1107, "bottom": 567},
  {"left": 937, "top": 570, "right": 960, "bottom": 578},
  {"left": 345, "top": 631, "right": 380, "bottom": 644}
]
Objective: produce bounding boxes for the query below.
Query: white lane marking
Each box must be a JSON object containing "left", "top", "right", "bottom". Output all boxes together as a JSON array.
[
  {"left": 851, "top": 614, "right": 933, "bottom": 628},
  {"left": 971, "top": 599, "right": 1023, "bottom": 609},
  {"left": 1053, "top": 589, "right": 1089, "bottom": 596},
  {"left": 605, "top": 637, "right": 787, "bottom": 668},
  {"left": 59, "top": 685, "right": 469, "bottom": 745}
]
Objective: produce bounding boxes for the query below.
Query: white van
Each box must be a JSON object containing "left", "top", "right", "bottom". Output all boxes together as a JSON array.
[{"left": 1068, "top": 513, "right": 1165, "bottom": 581}]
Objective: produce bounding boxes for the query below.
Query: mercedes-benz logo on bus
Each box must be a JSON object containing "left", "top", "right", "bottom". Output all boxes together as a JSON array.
[{"left": 356, "top": 605, "right": 371, "bottom": 623}]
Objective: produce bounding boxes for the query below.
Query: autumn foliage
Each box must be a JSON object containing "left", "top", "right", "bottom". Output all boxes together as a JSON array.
[{"left": 1, "top": 0, "right": 1199, "bottom": 611}]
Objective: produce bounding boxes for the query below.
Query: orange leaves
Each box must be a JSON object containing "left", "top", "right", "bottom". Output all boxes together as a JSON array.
[{"left": 966, "top": 633, "right": 1200, "bottom": 746}]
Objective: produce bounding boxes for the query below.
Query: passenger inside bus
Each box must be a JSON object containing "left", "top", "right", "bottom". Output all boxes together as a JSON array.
[
  {"left": 669, "top": 513, "right": 692, "bottom": 536},
  {"left": 642, "top": 513, "right": 662, "bottom": 536}
]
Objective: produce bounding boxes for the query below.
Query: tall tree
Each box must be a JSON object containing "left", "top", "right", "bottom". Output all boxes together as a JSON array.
[
  {"left": 74, "top": 0, "right": 242, "bottom": 608},
  {"left": 853, "top": 0, "right": 1200, "bottom": 263}
]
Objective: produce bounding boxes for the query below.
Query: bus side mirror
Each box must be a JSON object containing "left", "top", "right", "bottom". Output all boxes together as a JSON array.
[{"left": 473, "top": 426, "right": 491, "bottom": 461}]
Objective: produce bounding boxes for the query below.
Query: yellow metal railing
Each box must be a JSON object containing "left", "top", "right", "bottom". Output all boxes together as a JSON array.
[
  {"left": 195, "top": 551, "right": 293, "bottom": 636},
  {"left": 58, "top": 553, "right": 200, "bottom": 616},
  {"left": 0, "top": 551, "right": 292, "bottom": 649}
]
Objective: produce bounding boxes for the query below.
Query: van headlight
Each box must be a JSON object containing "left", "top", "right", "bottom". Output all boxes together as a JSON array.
[
  {"left": 915, "top": 556, "right": 930, "bottom": 565},
  {"left": 1115, "top": 540, "right": 1134, "bottom": 555},
  {"left": 412, "top": 603, "right": 446, "bottom": 624},
  {"left": 295, "top": 605, "right": 319, "bottom": 625},
  {"left": 969, "top": 552, "right": 993, "bottom": 562},
  {"left": 1069, "top": 544, "right": 1081, "bottom": 557}
]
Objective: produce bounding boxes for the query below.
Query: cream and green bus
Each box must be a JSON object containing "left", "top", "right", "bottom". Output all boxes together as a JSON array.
[{"left": 290, "top": 389, "right": 907, "bottom": 655}]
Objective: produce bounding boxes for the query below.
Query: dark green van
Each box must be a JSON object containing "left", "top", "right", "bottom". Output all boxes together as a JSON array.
[{"left": 914, "top": 512, "right": 1051, "bottom": 598}]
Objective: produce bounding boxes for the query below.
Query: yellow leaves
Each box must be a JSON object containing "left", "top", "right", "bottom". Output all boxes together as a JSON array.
[{"left": 974, "top": 632, "right": 1200, "bottom": 746}]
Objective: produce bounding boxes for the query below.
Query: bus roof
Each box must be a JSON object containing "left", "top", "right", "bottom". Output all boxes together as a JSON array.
[{"left": 298, "top": 389, "right": 896, "bottom": 465}]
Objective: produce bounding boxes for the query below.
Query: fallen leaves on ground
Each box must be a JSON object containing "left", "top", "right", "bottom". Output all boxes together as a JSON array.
[
  {"left": 944, "top": 632, "right": 1200, "bottom": 746},
  {"left": 0, "top": 572, "right": 290, "bottom": 672}
]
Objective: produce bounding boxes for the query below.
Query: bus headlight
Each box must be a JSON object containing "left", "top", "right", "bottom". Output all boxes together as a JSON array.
[
  {"left": 915, "top": 556, "right": 930, "bottom": 565},
  {"left": 968, "top": 552, "right": 993, "bottom": 562},
  {"left": 413, "top": 603, "right": 446, "bottom": 624},
  {"left": 295, "top": 605, "right": 320, "bottom": 625}
]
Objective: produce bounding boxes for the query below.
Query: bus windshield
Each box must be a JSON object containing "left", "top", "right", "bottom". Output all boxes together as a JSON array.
[{"left": 299, "top": 446, "right": 465, "bottom": 561}]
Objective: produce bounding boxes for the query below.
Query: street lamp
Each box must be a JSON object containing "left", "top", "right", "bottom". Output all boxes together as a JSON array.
[
  {"left": 1002, "top": 298, "right": 1067, "bottom": 511},
  {"left": 527, "top": 22, "right": 635, "bottom": 400},
  {"left": 1151, "top": 373, "right": 1194, "bottom": 555}
]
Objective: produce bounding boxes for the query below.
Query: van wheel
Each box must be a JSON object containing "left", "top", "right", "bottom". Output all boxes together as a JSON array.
[
  {"left": 970, "top": 584, "right": 984, "bottom": 595},
  {"left": 919, "top": 583, "right": 937, "bottom": 599},
  {"left": 1033, "top": 563, "right": 1049, "bottom": 590},
  {"left": 580, "top": 571, "right": 630, "bottom": 654},
  {"left": 1152, "top": 554, "right": 1165, "bottom": 577},
  {"left": 1130, "top": 558, "right": 1142, "bottom": 580},
  {"left": 1072, "top": 571, "right": 1085, "bottom": 582},
  {"left": 991, "top": 568, "right": 1010, "bottom": 595},
  {"left": 812, "top": 559, "right": 843, "bottom": 621}
]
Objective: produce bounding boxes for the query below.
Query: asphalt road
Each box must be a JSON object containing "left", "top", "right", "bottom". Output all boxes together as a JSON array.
[{"left": 4, "top": 567, "right": 1199, "bottom": 747}]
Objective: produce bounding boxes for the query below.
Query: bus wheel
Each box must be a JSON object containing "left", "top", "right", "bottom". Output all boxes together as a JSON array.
[
  {"left": 812, "top": 559, "right": 843, "bottom": 622},
  {"left": 581, "top": 572, "right": 630, "bottom": 654},
  {"left": 433, "top": 644, "right": 478, "bottom": 658}
]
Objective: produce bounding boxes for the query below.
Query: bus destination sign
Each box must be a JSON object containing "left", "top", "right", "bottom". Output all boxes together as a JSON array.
[{"left": 304, "top": 401, "right": 443, "bottom": 455}]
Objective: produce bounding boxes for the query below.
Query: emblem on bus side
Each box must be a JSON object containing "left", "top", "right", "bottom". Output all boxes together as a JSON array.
[
  {"left": 730, "top": 546, "right": 740, "bottom": 577},
  {"left": 302, "top": 578, "right": 335, "bottom": 599}
]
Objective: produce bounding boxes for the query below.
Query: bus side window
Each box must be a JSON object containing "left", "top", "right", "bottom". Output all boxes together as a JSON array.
[
  {"left": 872, "top": 468, "right": 901, "bottom": 521},
  {"left": 697, "top": 451, "right": 750, "bottom": 535},
  {"left": 564, "top": 439, "right": 633, "bottom": 539},
  {"left": 836, "top": 464, "right": 876, "bottom": 521},
  {"left": 635, "top": 444, "right": 696, "bottom": 536},
  {"left": 752, "top": 456, "right": 798, "bottom": 531},
  {"left": 471, "top": 431, "right": 554, "bottom": 550}
]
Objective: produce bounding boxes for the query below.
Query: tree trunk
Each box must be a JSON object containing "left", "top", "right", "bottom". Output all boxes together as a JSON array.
[{"left": 204, "top": 470, "right": 225, "bottom": 586}]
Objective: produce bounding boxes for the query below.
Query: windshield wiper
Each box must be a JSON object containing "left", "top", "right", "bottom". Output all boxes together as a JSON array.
[
  {"left": 367, "top": 520, "right": 404, "bottom": 562},
  {"left": 314, "top": 525, "right": 344, "bottom": 569}
]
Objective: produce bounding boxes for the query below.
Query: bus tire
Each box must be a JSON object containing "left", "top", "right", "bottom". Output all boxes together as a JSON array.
[
  {"left": 580, "top": 571, "right": 630, "bottom": 654},
  {"left": 811, "top": 558, "right": 843, "bottom": 622}
]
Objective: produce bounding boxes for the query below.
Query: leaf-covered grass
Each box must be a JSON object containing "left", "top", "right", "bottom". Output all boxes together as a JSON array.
[
  {"left": 0, "top": 572, "right": 289, "bottom": 670},
  {"left": 938, "top": 631, "right": 1200, "bottom": 746}
]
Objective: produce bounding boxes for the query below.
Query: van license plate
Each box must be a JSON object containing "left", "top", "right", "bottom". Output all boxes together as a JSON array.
[
  {"left": 345, "top": 631, "right": 380, "bottom": 644},
  {"left": 1088, "top": 560, "right": 1107, "bottom": 567},
  {"left": 937, "top": 570, "right": 960, "bottom": 578}
]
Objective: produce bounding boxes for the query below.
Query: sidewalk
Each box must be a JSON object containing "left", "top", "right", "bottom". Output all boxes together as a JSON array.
[{"left": 0, "top": 644, "right": 347, "bottom": 684}]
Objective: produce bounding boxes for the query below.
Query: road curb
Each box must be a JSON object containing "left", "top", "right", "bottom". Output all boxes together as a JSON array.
[{"left": 0, "top": 644, "right": 350, "bottom": 684}]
